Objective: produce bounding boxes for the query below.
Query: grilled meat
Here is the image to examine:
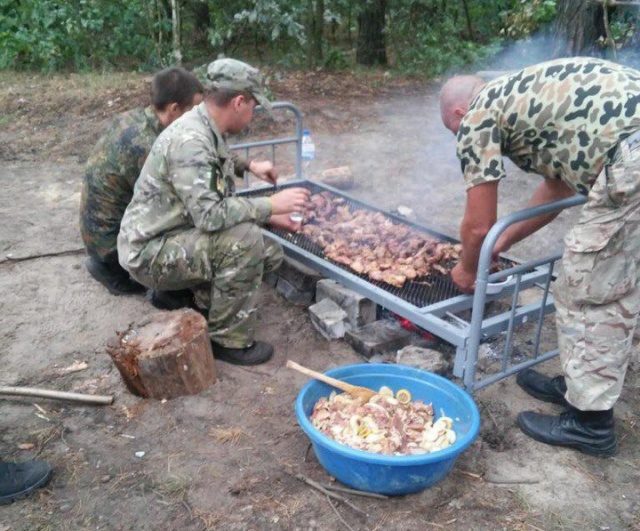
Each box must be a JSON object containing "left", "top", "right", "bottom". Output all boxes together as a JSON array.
[{"left": 301, "top": 192, "right": 462, "bottom": 288}]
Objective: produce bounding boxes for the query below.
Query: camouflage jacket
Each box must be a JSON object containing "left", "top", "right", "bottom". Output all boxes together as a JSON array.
[
  {"left": 117, "top": 101, "right": 272, "bottom": 269},
  {"left": 80, "top": 106, "right": 163, "bottom": 259},
  {"left": 457, "top": 58, "right": 640, "bottom": 194}
]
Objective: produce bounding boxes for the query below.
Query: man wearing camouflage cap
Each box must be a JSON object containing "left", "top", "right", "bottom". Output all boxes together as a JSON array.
[
  {"left": 440, "top": 57, "right": 640, "bottom": 457},
  {"left": 118, "top": 58, "right": 310, "bottom": 365}
]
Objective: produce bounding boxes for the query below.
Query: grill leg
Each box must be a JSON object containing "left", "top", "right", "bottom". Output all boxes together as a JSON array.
[{"left": 452, "top": 343, "right": 468, "bottom": 380}]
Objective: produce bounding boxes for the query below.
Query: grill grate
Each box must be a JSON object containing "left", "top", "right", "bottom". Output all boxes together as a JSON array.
[{"left": 241, "top": 181, "right": 469, "bottom": 307}]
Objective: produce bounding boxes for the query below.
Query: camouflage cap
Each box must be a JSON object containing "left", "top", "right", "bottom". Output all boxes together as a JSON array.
[{"left": 205, "top": 58, "right": 272, "bottom": 114}]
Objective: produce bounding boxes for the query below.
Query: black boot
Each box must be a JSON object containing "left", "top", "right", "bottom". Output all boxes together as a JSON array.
[
  {"left": 0, "top": 460, "right": 52, "bottom": 505},
  {"left": 517, "top": 408, "right": 617, "bottom": 457},
  {"left": 211, "top": 341, "right": 274, "bottom": 366},
  {"left": 85, "top": 256, "right": 145, "bottom": 296},
  {"left": 516, "top": 369, "right": 568, "bottom": 406},
  {"left": 150, "top": 289, "right": 196, "bottom": 311}
]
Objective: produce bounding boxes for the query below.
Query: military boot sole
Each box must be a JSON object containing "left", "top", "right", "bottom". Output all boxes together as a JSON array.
[
  {"left": 0, "top": 467, "right": 52, "bottom": 505},
  {"left": 517, "top": 413, "right": 618, "bottom": 457}
]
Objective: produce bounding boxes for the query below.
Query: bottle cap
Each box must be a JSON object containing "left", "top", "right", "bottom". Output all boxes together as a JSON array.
[{"left": 303, "top": 129, "right": 311, "bottom": 135}]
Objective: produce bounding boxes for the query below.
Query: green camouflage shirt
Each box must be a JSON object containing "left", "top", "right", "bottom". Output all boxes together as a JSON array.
[
  {"left": 457, "top": 58, "right": 640, "bottom": 194},
  {"left": 80, "top": 105, "right": 163, "bottom": 259},
  {"left": 117, "top": 101, "right": 271, "bottom": 269}
]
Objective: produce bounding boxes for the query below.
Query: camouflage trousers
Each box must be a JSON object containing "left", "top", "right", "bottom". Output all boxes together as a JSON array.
[
  {"left": 555, "top": 138, "right": 640, "bottom": 411},
  {"left": 129, "top": 222, "right": 283, "bottom": 348}
]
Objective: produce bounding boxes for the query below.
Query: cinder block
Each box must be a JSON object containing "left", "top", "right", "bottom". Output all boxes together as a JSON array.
[
  {"left": 345, "top": 319, "right": 413, "bottom": 358},
  {"left": 309, "top": 298, "right": 348, "bottom": 340},
  {"left": 263, "top": 271, "right": 278, "bottom": 288},
  {"left": 277, "top": 257, "right": 323, "bottom": 292},
  {"left": 276, "top": 277, "right": 313, "bottom": 306},
  {"left": 396, "top": 345, "right": 449, "bottom": 375},
  {"left": 316, "top": 279, "right": 377, "bottom": 329}
]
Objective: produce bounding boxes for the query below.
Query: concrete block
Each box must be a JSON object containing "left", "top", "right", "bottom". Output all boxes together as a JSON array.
[
  {"left": 276, "top": 277, "right": 313, "bottom": 306},
  {"left": 316, "top": 279, "right": 377, "bottom": 329},
  {"left": 309, "top": 298, "right": 348, "bottom": 340},
  {"left": 277, "top": 257, "right": 323, "bottom": 292},
  {"left": 630, "top": 340, "right": 640, "bottom": 372},
  {"left": 345, "top": 319, "right": 413, "bottom": 358},
  {"left": 263, "top": 271, "right": 278, "bottom": 288},
  {"left": 396, "top": 345, "right": 449, "bottom": 375}
]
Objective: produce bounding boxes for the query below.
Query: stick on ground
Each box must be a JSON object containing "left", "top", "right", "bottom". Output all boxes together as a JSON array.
[
  {"left": 0, "top": 385, "right": 114, "bottom": 405},
  {"left": 293, "top": 474, "right": 368, "bottom": 517},
  {"left": 323, "top": 483, "right": 388, "bottom": 500}
]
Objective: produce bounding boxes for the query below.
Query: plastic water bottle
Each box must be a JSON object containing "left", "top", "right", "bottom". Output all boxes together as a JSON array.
[{"left": 301, "top": 129, "right": 315, "bottom": 177}]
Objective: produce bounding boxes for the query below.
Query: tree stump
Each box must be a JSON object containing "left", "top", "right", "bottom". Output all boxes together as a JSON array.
[{"left": 107, "top": 309, "right": 216, "bottom": 399}]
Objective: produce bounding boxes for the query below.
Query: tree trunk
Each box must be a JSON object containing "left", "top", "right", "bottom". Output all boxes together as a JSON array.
[
  {"left": 170, "top": 0, "right": 182, "bottom": 65},
  {"left": 461, "top": 0, "right": 474, "bottom": 40},
  {"left": 191, "top": 1, "right": 210, "bottom": 46},
  {"left": 356, "top": 0, "right": 387, "bottom": 66},
  {"left": 552, "top": 0, "right": 606, "bottom": 57},
  {"left": 307, "top": 0, "right": 324, "bottom": 67}
]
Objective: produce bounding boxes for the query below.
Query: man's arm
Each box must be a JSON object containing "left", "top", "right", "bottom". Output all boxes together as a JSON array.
[
  {"left": 451, "top": 182, "right": 499, "bottom": 292},
  {"left": 170, "top": 138, "right": 272, "bottom": 232},
  {"left": 231, "top": 153, "right": 277, "bottom": 184},
  {"left": 494, "top": 178, "right": 575, "bottom": 255}
]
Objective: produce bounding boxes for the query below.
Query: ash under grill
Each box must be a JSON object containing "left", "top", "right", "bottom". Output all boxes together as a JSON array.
[{"left": 241, "top": 181, "right": 466, "bottom": 307}]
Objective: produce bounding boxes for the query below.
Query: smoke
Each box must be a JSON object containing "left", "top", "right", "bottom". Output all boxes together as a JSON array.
[{"left": 471, "top": 27, "right": 640, "bottom": 80}]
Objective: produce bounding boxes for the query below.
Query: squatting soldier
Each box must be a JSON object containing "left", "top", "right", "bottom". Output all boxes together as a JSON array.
[
  {"left": 440, "top": 57, "right": 640, "bottom": 456},
  {"left": 118, "top": 58, "right": 310, "bottom": 366},
  {"left": 80, "top": 67, "right": 204, "bottom": 295}
]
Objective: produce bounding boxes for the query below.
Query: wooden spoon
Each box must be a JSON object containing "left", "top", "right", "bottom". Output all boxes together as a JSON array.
[{"left": 286, "top": 360, "right": 377, "bottom": 402}]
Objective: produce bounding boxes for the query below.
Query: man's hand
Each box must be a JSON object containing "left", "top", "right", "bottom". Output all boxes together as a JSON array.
[
  {"left": 270, "top": 187, "right": 310, "bottom": 215},
  {"left": 451, "top": 263, "right": 476, "bottom": 293},
  {"left": 249, "top": 160, "right": 278, "bottom": 185},
  {"left": 268, "top": 213, "right": 302, "bottom": 233}
]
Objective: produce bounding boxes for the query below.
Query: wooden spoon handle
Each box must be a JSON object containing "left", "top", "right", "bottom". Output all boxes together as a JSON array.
[{"left": 286, "top": 360, "right": 357, "bottom": 394}]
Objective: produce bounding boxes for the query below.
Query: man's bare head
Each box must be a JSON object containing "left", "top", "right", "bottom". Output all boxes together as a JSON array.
[{"left": 439, "top": 75, "right": 486, "bottom": 134}]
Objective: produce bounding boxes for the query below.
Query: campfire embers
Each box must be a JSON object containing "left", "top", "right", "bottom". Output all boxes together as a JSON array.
[{"left": 301, "top": 192, "right": 462, "bottom": 288}]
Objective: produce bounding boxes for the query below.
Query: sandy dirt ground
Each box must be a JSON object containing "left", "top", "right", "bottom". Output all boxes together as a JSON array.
[{"left": 0, "top": 71, "right": 639, "bottom": 531}]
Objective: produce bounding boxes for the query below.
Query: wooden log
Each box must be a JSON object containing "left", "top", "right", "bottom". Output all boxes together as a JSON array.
[
  {"left": 106, "top": 309, "right": 216, "bottom": 399},
  {"left": 319, "top": 166, "right": 354, "bottom": 190}
]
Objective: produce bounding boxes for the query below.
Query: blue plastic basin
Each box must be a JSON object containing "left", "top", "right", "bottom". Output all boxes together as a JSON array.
[{"left": 295, "top": 363, "right": 480, "bottom": 495}]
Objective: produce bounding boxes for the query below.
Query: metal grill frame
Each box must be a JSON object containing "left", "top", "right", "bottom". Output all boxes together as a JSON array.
[{"left": 233, "top": 103, "right": 588, "bottom": 392}]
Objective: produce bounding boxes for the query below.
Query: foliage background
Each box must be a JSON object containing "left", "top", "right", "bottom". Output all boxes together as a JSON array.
[{"left": 0, "top": 0, "right": 638, "bottom": 74}]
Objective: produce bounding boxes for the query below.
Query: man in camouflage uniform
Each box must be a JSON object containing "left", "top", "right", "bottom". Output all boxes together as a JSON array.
[
  {"left": 80, "top": 67, "right": 204, "bottom": 295},
  {"left": 440, "top": 57, "right": 640, "bottom": 456},
  {"left": 118, "top": 58, "right": 310, "bottom": 366}
]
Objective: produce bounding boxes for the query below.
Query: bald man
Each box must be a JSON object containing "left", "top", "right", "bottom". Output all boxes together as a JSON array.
[{"left": 440, "top": 57, "right": 640, "bottom": 457}]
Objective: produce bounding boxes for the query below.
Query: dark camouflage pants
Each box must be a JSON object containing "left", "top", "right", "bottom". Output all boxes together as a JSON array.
[
  {"left": 555, "top": 138, "right": 640, "bottom": 411},
  {"left": 129, "top": 223, "right": 283, "bottom": 348}
]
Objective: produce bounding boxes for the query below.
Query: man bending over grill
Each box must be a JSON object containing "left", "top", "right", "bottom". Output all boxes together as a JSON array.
[
  {"left": 439, "top": 57, "right": 640, "bottom": 457},
  {"left": 118, "top": 58, "right": 310, "bottom": 366}
]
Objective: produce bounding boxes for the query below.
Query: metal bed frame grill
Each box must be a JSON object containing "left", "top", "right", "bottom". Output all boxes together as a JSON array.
[
  {"left": 242, "top": 181, "right": 475, "bottom": 308},
  {"left": 233, "top": 102, "right": 588, "bottom": 392}
]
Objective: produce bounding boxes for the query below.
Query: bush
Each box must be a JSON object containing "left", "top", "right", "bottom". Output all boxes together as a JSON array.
[{"left": 0, "top": 0, "right": 163, "bottom": 71}]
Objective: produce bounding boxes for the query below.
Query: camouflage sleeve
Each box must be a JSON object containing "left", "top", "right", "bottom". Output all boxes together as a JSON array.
[
  {"left": 169, "top": 137, "right": 272, "bottom": 231},
  {"left": 230, "top": 152, "right": 250, "bottom": 178},
  {"left": 456, "top": 111, "right": 506, "bottom": 189}
]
